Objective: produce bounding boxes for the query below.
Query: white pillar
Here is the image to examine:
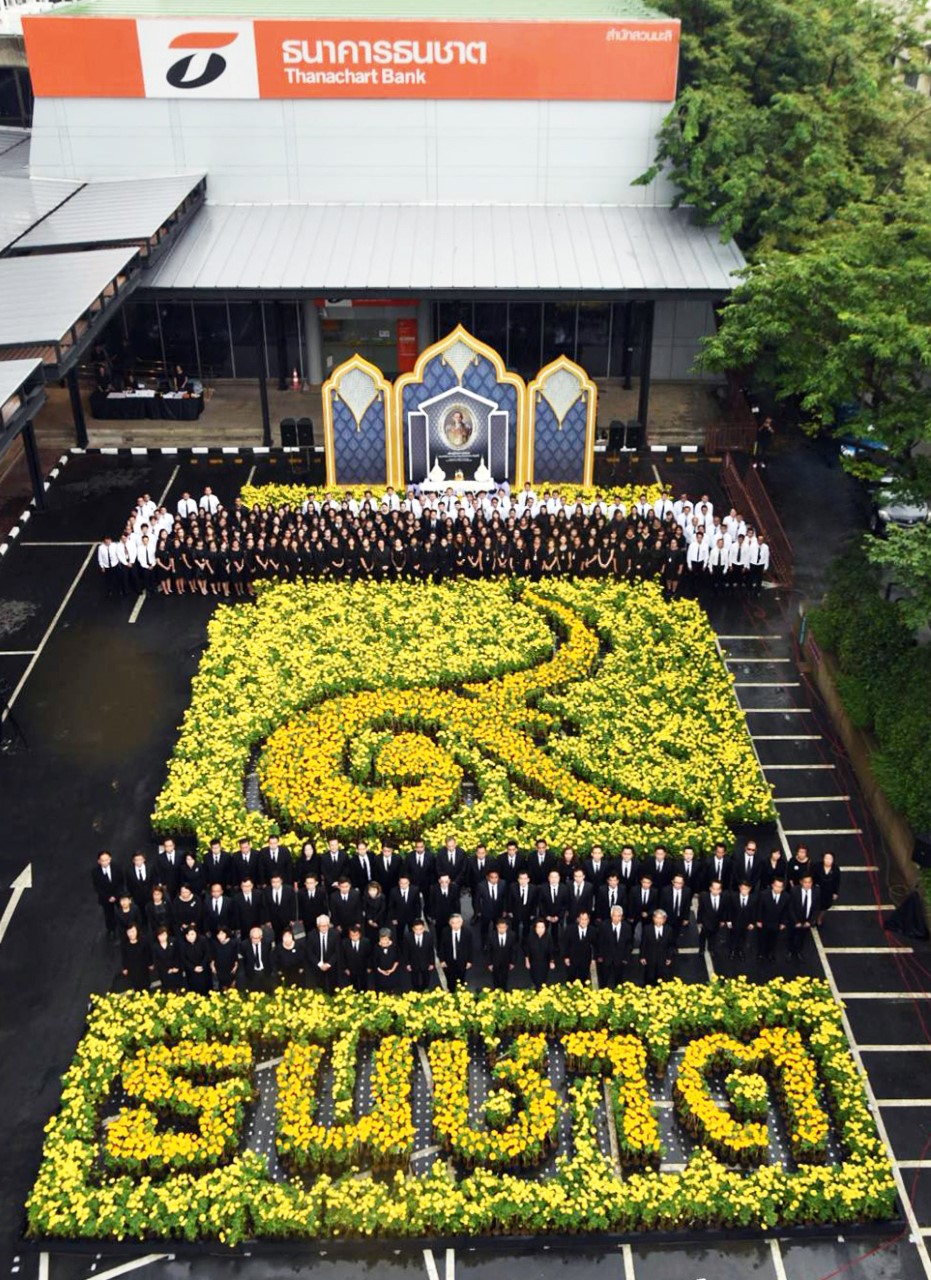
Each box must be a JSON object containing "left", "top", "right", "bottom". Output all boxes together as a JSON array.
[
  {"left": 303, "top": 299, "right": 324, "bottom": 385},
  {"left": 416, "top": 298, "right": 433, "bottom": 352}
]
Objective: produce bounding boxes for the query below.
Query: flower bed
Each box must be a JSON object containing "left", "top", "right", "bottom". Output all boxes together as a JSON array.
[
  {"left": 152, "top": 578, "right": 773, "bottom": 854},
  {"left": 27, "top": 980, "right": 896, "bottom": 1244},
  {"left": 238, "top": 482, "right": 664, "bottom": 513}
]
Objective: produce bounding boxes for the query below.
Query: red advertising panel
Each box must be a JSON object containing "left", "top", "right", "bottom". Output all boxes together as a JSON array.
[{"left": 396, "top": 318, "right": 419, "bottom": 373}]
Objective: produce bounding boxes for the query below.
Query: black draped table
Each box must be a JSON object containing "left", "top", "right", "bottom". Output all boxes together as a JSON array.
[{"left": 90, "top": 390, "right": 205, "bottom": 421}]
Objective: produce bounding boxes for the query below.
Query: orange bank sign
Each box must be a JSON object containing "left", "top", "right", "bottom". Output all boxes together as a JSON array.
[{"left": 23, "top": 16, "right": 680, "bottom": 101}]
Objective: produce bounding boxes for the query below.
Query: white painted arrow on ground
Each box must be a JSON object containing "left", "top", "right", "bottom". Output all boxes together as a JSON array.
[{"left": 0, "top": 863, "right": 31, "bottom": 946}]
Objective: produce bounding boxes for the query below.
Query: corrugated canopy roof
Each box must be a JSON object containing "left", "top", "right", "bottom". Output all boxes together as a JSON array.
[
  {"left": 0, "top": 174, "right": 82, "bottom": 254},
  {"left": 15, "top": 174, "right": 205, "bottom": 250},
  {"left": 148, "top": 202, "right": 744, "bottom": 294},
  {"left": 0, "top": 358, "right": 43, "bottom": 407},
  {"left": 0, "top": 248, "right": 138, "bottom": 346}
]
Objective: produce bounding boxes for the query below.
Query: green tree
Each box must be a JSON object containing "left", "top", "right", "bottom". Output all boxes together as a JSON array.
[{"left": 866, "top": 526, "right": 931, "bottom": 630}]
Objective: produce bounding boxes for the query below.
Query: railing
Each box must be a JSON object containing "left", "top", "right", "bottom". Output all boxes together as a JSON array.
[
  {"left": 705, "top": 420, "right": 758, "bottom": 455},
  {"left": 721, "top": 451, "right": 793, "bottom": 588}
]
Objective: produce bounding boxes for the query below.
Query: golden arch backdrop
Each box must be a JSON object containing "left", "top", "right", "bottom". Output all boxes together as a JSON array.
[{"left": 322, "top": 327, "right": 597, "bottom": 489}]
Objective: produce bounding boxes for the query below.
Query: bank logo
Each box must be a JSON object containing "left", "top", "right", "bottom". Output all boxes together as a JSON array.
[
  {"left": 137, "top": 20, "right": 260, "bottom": 99},
  {"left": 166, "top": 32, "right": 237, "bottom": 90}
]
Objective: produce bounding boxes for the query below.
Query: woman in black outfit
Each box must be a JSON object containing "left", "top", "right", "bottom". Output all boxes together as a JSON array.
[
  {"left": 181, "top": 926, "right": 212, "bottom": 994},
  {"left": 152, "top": 927, "right": 184, "bottom": 990},
  {"left": 525, "top": 919, "right": 555, "bottom": 990}
]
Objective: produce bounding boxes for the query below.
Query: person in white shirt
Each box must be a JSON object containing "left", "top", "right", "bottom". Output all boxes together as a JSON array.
[
  {"left": 686, "top": 530, "right": 708, "bottom": 588},
  {"left": 136, "top": 534, "right": 157, "bottom": 594},
  {"left": 653, "top": 491, "right": 675, "bottom": 521},
  {"left": 177, "top": 492, "right": 198, "bottom": 520},
  {"left": 706, "top": 536, "right": 729, "bottom": 589},
  {"left": 135, "top": 494, "right": 156, "bottom": 522},
  {"left": 728, "top": 534, "right": 750, "bottom": 587},
  {"left": 748, "top": 536, "right": 770, "bottom": 592},
  {"left": 199, "top": 487, "right": 220, "bottom": 516},
  {"left": 97, "top": 536, "right": 120, "bottom": 597},
  {"left": 115, "top": 534, "right": 136, "bottom": 597}
]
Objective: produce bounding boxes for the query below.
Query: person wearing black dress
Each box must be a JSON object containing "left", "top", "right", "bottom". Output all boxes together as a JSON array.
[
  {"left": 152, "top": 927, "right": 183, "bottom": 990},
  {"left": 210, "top": 927, "right": 239, "bottom": 990},
  {"left": 372, "top": 928, "right": 401, "bottom": 993},
  {"left": 155, "top": 533, "right": 174, "bottom": 596},
  {"left": 146, "top": 886, "right": 172, "bottom": 941},
  {"left": 525, "top": 918, "right": 555, "bottom": 989},
  {"left": 363, "top": 882, "right": 387, "bottom": 947},
  {"left": 121, "top": 924, "right": 152, "bottom": 992},
  {"left": 276, "top": 929, "right": 306, "bottom": 987},
  {"left": 813, "top": 851, "right": 841, "bottom": 924},
  {"left": 181, "top": 926, "right": 212, "bottom": 994}
]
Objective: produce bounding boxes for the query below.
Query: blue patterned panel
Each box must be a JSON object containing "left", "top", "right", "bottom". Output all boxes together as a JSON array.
[
  {"left": 533, "top": 396, "right": 588, "bottom": 484},
  {"left": 332, "top": 396, "right": 387, "bottom": 485},
  {"left": 464, "top": 355, "right": 518, "bottom": 479},
  {"left": 402, "top": 352, "right": 458, "bottom": 417}
]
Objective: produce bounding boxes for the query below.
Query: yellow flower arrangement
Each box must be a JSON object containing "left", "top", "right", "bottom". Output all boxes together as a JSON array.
[{"left": 239, "top": 482, "right": 664, "bottom": 513}]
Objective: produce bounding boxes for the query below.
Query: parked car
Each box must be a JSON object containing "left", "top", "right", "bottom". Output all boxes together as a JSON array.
[{"left": 869, "top": 476, "right": 931, "bottom": 536}]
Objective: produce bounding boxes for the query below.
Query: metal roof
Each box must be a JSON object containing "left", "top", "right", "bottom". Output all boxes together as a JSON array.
[
  {"left": 0, "top": 358, "right": 43, "bottom": 406},
  {"left": 0, "top": 129, "right": 30, "bottom": 178},
  {"left": 148, "top": 203, "right": 744, "bottom": 294},
  {"left": 59, "top": 0, "right": 669, "bottom": 19},
  {"left": 0, "top": 175, "right": 82, "bottom": 254},
  {"left": 15, "top": 174, "right": 206, "bottom": 250},
  {"left": 0, "top": 248, "right": 138, "bottom": 346}
]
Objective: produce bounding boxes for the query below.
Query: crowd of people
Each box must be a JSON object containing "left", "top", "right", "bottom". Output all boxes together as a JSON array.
[
  {"left": 96, "top": 483, "right": 772, "bottom": 599},
  {"left": 92, "top": 834, "right": 841, "bottom": 994}
]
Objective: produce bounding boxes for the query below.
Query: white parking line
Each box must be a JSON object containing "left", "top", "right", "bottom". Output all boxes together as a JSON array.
[
  {"left": 622, "top": 1242, "right": 636, "bottom": 1280},
  {"left": 725, "top": 656, "right": 792, "bottom": 663},
  {"left": 840, "top": 993, "right": 931, "bottom": 1001},
  {"left": 769, "top": 1238, "right": 789, "bottom": 1280},
  {"left": 127, "top": 464, "right": 179, "bottom": 626},
  {"left": 753, "top": 735, "right": 822, "bottom": 740},
  {"left": 875, "top": 1098, "right": 931, "bottom": 1107},
  {"left": 782, "top": 827, "right": 862, "bottom": 835},
  {"left": 0, "top": 650, "right": 36, "bottom": 656},
  {"left": 860, "top": 1045, "right": 931, "bottom": 1052},
  {"left": 777, "top": 796, "right": 851, "bottom": 803},
  {"left": 836, "top": 866, "right": 879, "bottom": 872},
  {"left": 745, "top": 707, "right": 813, "bottom": 713},
  {"left": 763, "top": 763, "right": 834, "bottom": 769},
  {"left": 734, "top": 682, "right": 801, "bottom": 688},
  {"left": 823, "top": 946, "right": 914, "bottom": 955},
  {"left": 21, "top": 540, "right": 97, "bottom": 547},
  {"left": 899, "top": 1160, "right": 931, "bottom": 1169},
  {"left": 718, "top": 634, "right": 786, "bottom": 641}
]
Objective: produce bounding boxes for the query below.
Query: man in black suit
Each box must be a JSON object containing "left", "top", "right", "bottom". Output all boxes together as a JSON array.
[
  {"left": 403, "top": 919, "right": 436, "bottom": 991},
  {"left": 298, "top": 875, "right": 328, "bottom": 934},
  {"left": 596, "top": 872, "right": 625, "bottom": 925},
  {"left": 308, "top": 915, "right": 341, "bottom": 992},
  {"left": 231, "top": 838, "right": 260, "bottom": 890},
  {"left": 737, "top": 840, "right": 763, "bottom": 891},
  {"left": 259, "top": 835, "right": 291, "bottom": 889},
  {"left": 788, "top": 874, "right": 821, "bottom": 960},
  {"left": 486, "top": 918, "right": 518, "bottom": 990},
  {"left": 233, "top": 877, "right": 265, "bottom": 936},
  {"left": 436, "top": 835, "right": 467, "bottom": 888},
  {"left": 350, "top": 838, "right": 376, "bottom": 893},
  {"left": 643, "top": 845, "right": 675, "bottom": 892},
  {"left": 438, "top": 913, "right": 473, "bottom": 993},
  {"left": 640, "top": 909, "right": 675, "bottom": 985},
  {"left": 473, "top": 869, "right": 506, "bottom": 946},
  {"left": 427, "top": 874, "right": 460, "bottom": 935},
  {"left": 320, "top": 838, "right": 348, "bottom": 890},
  {"left": 329, "top": 876, "right": 363, "bottom": 932},
  {"left": 405, "top": 837, "right": 436, "bottom": 893},
  {"left": 660, "top": 873, "right": 692, "bottom": 943},
  {"left": 498, "top": 839, "right": 526, "bottom": 886},
  {"left": 508, "top": 871, "right": 537, "bottom": 944},
  {"left": 677, "top": 846, "right": 705, "bottom": 897},
  {"left": 467, "top": 844, "right": 498, "bottom": 897},
  {"left": 93, "top": 850, "right": 125, "bottom": 936},
  {"left": 155, "top": 838, "right": 182, "bottom": 897},
  {"left": 528, "top": 837, "right": 555, "bottom": 886},
  {"left": 541, "top": 870, "right": 569, "bottom": 945},
  {"left": 583, "top": 845, "right": 612, "bottom": 892},
  {"left": 566, "top": 868, "right": 595, "bottom": 924},
  {"left": 373, "top": 842, "right": 402, "bottom": 895},
  {"left": 562, "top": 910, "right": 595, "bottom": 983},
  {"left": 241, "top": 925, "right": 276, "bottom": 992},
  {"left": 597, "top": 905, "right": 632, "bottom": 988},
  {"left": 127, "top": 852, "right": 152, "bottom": 911},
  {"left": 696, "top": 879, "right": 726, "bottom": 956},
  {"left": 341, "top": 923, "right": 370, "bottom": 992},
  {"left": 708, "top": 842, "right": 734, "bottom": 893},
  {"left": 389, "top": 874, "right": 423, "bottom": 939},
  {"left": 204, "top": 882, "right": 237, "bottom": 937},
  {"left": 265, "top": 873, "right": 297, "bottom": 943},
  {"left": 204, "top": 838, "right": 232, "bottom": 893},
  {"left": 631, "top": 876, "right": 659, "bottom": 938},
  {"left": 757, "top": 876, "right": 791, "bottom": 961},
  {"left": 726, "top": 880, "right": 757, "bottom": 959},
  {"left": 615, "top": 846, "right": 640, "bottom": 900}
]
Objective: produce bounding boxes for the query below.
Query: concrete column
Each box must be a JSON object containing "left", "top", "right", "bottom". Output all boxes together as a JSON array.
[
  {"left": 637, "top": 301, "right": 655, "bottom": 436},
  {"left": 22, "top": 421, "right": 46, "bottom": 511},
  {"left": 303, "top": 299, "right": 324, "bottom": 385},
  {"left": 416, "top": 297, "right": 433, "bottom": 352}
]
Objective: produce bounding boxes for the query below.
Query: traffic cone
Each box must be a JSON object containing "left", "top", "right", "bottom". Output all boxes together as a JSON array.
[{"left": 292, "top": 367, "right": 300, "bottom": 391}]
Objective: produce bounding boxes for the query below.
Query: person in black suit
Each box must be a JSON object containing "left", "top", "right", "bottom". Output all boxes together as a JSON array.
[
  {"left": 241, "top": 925, "right": 276, "bottom": 992},
  {"left": 528, "top": 837, "right": 555, "bottom": 886},
  {"left": 405, "top": 837, "right": 436, "bottom": 893},
  {"left": 508, "top": 871, "right": 537, "bottom": 944},
  {"left": 298, "top": 875, "right": 329, "bottom": 934},
  {"left": 677, "top": 847, "right": 705, "bottom": 897},
  {"left": 210, "top": 926, "right": 239, "bottom": 990},
  {"left": 276, "top": 929, "right": 306, "bottom": 986},
  {"left": 596, "top": 872, "right": 625, "bottom": 925},
  {"left": 146, "top": 886, "right": 172, "bottom": 942},
  {"left": 708, "top": 842, "right": 733, "bottom": 893},
  {"left": 234, "top": 877, "right": 265, "bottom": 936},
  {"left": 566, "top": 868, "right": 595, "bottom": 924},
  {"left": 524, "top": 918, "right": 555, "bottom": 989},
  {"left": 120, "top": 924, "right": 152, "bottom": 992},
  {"left": 726, "top": 880, "right": 757, "bottom": 959},
  {"left": 308, "top": 915, "right": 341, "bottom": 992},
  {"left": 329, "top": 877, "right": 363, "bottom": 932},
  {"left": 320, "top": 838, "right": 348, "bottom": 889},
  {"left": 541, "top": 869, "right": 569, "bottom": 945},
  {"left": 583, "top": 845, "right": 612, "bottom": 894},
  {"left": 231, "top": 838, "right": 260, "bottom": 890},
  {"left": 127, "top": 852, "right": 152, "bottom": 910},
  {"left": 171, "top": 884, "right": 202, "bottom": 936},
  {"left": 660, "top": 874, "right": 692, "bottom": 943},
  {"left": 373, "top": 843, "right": 402, "bottom": 895},
  {"left": 438, "top": 913, "right": 472, "bottom": 992},
  {"left": 631, "top": 876, "right": 659, "bottom": 938},
  {"left": 403, "top": 919, "right": 436, "bottom": 991},
  {"left": 155, "top": 838, "right": 182, "bottom": 897},
  {"left": 180, "top": 926, "right": 212, "bottom": 994},
  {"left": 204, "top": 883, "right": 237, "bottom": 937},
  {"left": 362, "top": 881, "right": 388, "bottom": 946},
  {"left": 473, "top": 869, "right": 506, "bottom": 946},
  {"left": 643, "top": 846, "right": 675, "bottom": 892},
  {"left": 639, "top": 909, "right": 675, "bottom": 985},
  {"left": 204, "top": 838, "right": 232, "bottom": 892},
  {"left": 562, "top": 910, "right": 595, "bottom": 983},
  {"left": 788, "top": 874, "right": 820, "bottom": 960},
  {"left": 467, "top": 844, "right": 498, "bottom": 896},
  {"left": 597, "top": 905, "right": 632, "bottom": 988},
  {"left": 696, "top": 880, "right": 726, "bottom": 956},
  {"left": 295, "top": 840, "right": 321, "bottom": 888},
  {"left": 152, "top": 926, "right": 183, "bottom": 990},
  {"left": 759, "top": 847, "right": 788, "bottom": 889},
  {"left": 388, "top": 875, "right": 422, "bottom": 939},
  {"left": 737, "top": 840, "right": 763, "bottom": 890},
  {"left": 265, "top": 873, "right": 297, "bottom": 943},
  {"left": 341, "top": 924, "right": 370, "bottom": 991},
  {"left": 427, "top": 875, "right": 460, "bottom": 934},
  {"left": 498, "top": 839, "right": 526, "bottom": 886},
  {"left": 260, "top": 835, "right": 292, "bottom": 889},
  {"left": 350, "top": 838, "right": 376, "bottom": 893},
  {"left": 92, "top": 850, "right": 125, "bottom": 937},
  {"left": 486, "top": 918, "right": 518, "bottom": 990},
  {"left": 813, "top": 852, "right": 841, "bottom": 924},
  {"left": 114, "top": 894, "right": 142, "bottom": 938},
  {"left": 179, "top": 852, "right": 206, "bottom": 897},
  {"left": 757, "top": 877, "right": 791, "bottom": 961},
  {"left": 615, "top": 847, "right": 640, "bottom": 900},
  {"left": 436, "top": 835, "right": 467, "bottom": 888}
]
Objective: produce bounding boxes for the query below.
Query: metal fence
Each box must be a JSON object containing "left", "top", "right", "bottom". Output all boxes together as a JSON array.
[{"left": 721, "top": 451, "right": 794, "bottom": 588}]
